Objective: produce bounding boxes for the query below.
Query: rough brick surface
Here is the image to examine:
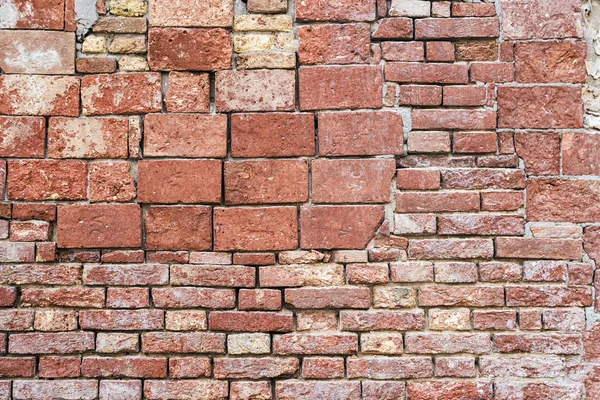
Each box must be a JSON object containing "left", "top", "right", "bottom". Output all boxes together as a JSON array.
[{"left": 1, "top": 0, "right": 599, "bottom": 397}]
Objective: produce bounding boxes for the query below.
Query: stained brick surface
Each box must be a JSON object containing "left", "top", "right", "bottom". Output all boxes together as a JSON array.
[{"left": 0, "top": 0, "right": 599, "bottom": 398}]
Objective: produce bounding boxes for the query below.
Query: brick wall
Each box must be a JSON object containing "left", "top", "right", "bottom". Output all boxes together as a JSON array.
[{"left": 0, "top": 0, "right": 599, "bottom": 398}]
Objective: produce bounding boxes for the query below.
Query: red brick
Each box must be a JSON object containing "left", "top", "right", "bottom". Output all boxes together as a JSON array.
[
  {"left": 318, "top": 110, "right": 403, "bottom": 156},
  {"left": 481, "top": 191, "right": 523, "bottom": 211},
  {"left": 494, "top": 333, "right": 580, "bottom": 354},
  {"left": 438, "top": 214, "right": 524, "bottom": 236},
  {"left": 506, "top": 286, "right": 592, "bottom": 307},
  {"left": 165, "top": 310, "right": 207, "bottom": 331},
  {"left": 189, "top": 252, "right": 232, "bottom": 265},
  {"left": 144, "top": 114, "right": 227, "bottom": 157},
  {"left": 0, "top": 287, "right": 16, "bottom": 307},
  {"left": 452, "top": 3, "right": 496, "bottom": 17},
  {"left": 0, "top": 31, "right": 74, "bottom": 74},
  {"left": 216, "top": 69, "right": 295, "bottom": 112},
  {"left": 455, "top": 40, "right": 498, "bottom": 61},
  {"left": 164, "top": 72, "right": 210, "bottom": 112},
  {"left": 495, "top": 382, "right": 583, "bottom": 400},
  {"left": 234, "top": 252, "right": 275, "bottom": 265},
  {"left": 231, "top": 113, "right": 315, "bottom": 157},
  {"left": 562, "top": 132, "right": 600, "bottom": 175},
  {"left": 297, "top": 311, "right": 338, "bottom": 331},
  {"left": 9, "top": 332, "right": 94, "bottom": 354},
  {"left": 0, "top": 0, "right": 65, "bottom": 29},
  {"left": 0, "top": 75, "right": 79, "bottom": 116},
  {"left": 144, "top": 381, "right": 228, "bottom": 400},
  {"left": 528, "top": 179, "right": 600, "bottom": 223},
  {"left": 415, "top": 17, "right": 499, "bottom": 39},
  {"left": 372, "top": 18, "right": 413, "bottom": 39},
  {"left": 0, "top": 310, "right": 33, "bottom": 330},
  {"left": 145, "top": 206, "right": 212, "bottom": 251},
  {"left": 106, "top": 287, "right": 149, "bottom": 308},
  {"left": 434, "top": 262, "right": 478, "bottom": 283},
  {"left": 138, "top": 160, "right": 221, "bottom": 204},
  {"left": 302, "top": 357, "right": 345, "bottom": 379},
  {"left": 13, "top": 380, "right": 98, "bottom": 400},
  {"left": 496, "top": 237, "right": 582, "bottom": 260},
  {"left": 0, "top": 264, "right": 80, "bottom": 285},
  {"left": 470, "top": 62, "right": 515, "bottom": 82},
  {"left": 500, "top": 0, "right": 583, "bottom": 40},
  {"left": 299, "top": 65, "right": 382, "bottom": 110},
  {"left": 214, "top": 207, "right": 298, "bottom": 251},
  {"left": 82, "top": 357, "right": 167, "bottom": 378},
  {"left": 407, "top": 131, "right": 450, "bottom": 153},
  {"left": 209, "top": 311, "right": 294, "bottom": 332},
  {"left": 298, "top": 23, "right": 370, "bottom": 65},
  {"left": 300, "top": 205, "right": 384, "bottom": 249},
  {"left": 442, "top": 168, "right": 525, "bottom": 189},
  {"left": 153, "top": 287, "right": 235, "bottom": 309},
  {"left": 89, "top": 161, "right": 136, "bottom": 203},
  {"left": 479, "top": 262, "right": 522, "bottom": 282},
  {"left": 10, "top": 220, "right": 50, "bottom": 241},
  {"left": 405, "top": 333, "right": 491, "bottom": 354},
  {"left": 285, "top": 287, "right": 371, "bottom": 309},
  {"left": 276, "top": 381, "right": 360, "bottom": 400},
  {"left": 498, "top": 86, "right": 583, "bottom": 128},
  {"left": 413, "top": 109, "right": 496, "bottom": 130},
  {"left": 225, "top": 160, "right": 308, "bottom": 204},
  {"left": 296, "top": 0, "right": 375, "bottom": 22},
  {"left": 214, "top": 357, "right": 299, "bottom": 379},
  {"left": 426, "top": 41, "right": 454, "bottom": 62},
  {"left": 142, "top": 332, "right": 225, "bottom": 353},
  {"left": 148, "top": 28, "right": 231, "bottom": 71},
  {"left": 0, "top": 117, "right": 45, "bottom": 157},
  {"left": 239, "top": 289, "right": 282, "bottom": 311},
  {"left": 76, "top": 58, "right": 117, "bottom": 74},
  {"left": 382, "top": 42, "right": 424, "bottom": 61},
  {"left": 390, "top": 262, "right": 434, "bottom": 283},
  {"left": 473, "top": 310, "right": 517, "bottom": 331},
  {"left": 419, "top": 286, "right": 504, "bottom": 307},
  {"left": 347, "top": 357, "right": 433, "bottom": 379},
  {"left": 523, "top": 260, "right": 567, "bottom": 282},
  {"left": 435, "top": 357, "right": 477, "bottom": 377},
  {"left": 399, "top": 85, "right": 442, "bottom": 106},
  {"left": 84, "top": 264, "right": 168, "bottom": 286},
  {"left": 515, "top": 41, "right": 586, "bottom": 83},
  {"left": 396, "top": 169, "right": 440, "bottom": 190},
  {"left": 168, "top": 357, "right": 211, "bottom": 378},
  {"left": 274, "top": 333, "right": 358, "bottom": 355},
  {"left": 149, "top": 0, "right": 233, "bottom": 27},
  {"left": 8, "top": 160, "right": 87, "bottom": 201},
  {"left": 81, "top": 73, "right": 161, "bottom": 115},
  {"left": 170, "top": 265, "right": 255, "bottom": 287},
  {"left": 57, "top": 204, "right": 141, "bottom": 248},
  {"left": 453, "top": 131, "right": 496, "bottom": 153},
  {"left": 21, "top": 287, "right": 104, "bottom": 308},
  {"left": 260, "top": 264, "right": 344, "bottom": 287},
  {"left": 514, "top": 132, "right": 560, "bottom": 175},
  {"left": 80, "top": 310, "right": 164, "bottom": 330},
  {"left": 407, "top": 381, "right": 492, "bottom": 400},
  {"left": 396, "top": 192, "right": 479, "bottom": 213},
  {"left": 312, "top": 159, "right": 395, "bottom": 203},
  {"left": 386, "top": 62, "right": 468, "bottom": 84},
  {"left": 38, "top": 357, "right": 80, "bottom": 378},
  {"left": 443, "top": 85, "right": 486, "bottom": 106}
]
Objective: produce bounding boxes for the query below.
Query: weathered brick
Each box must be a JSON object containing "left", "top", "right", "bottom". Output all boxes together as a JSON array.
[
  {"left": 470, "top": 62, "right": 515, "bottom": 82},
  {"left": 0, "top": 31, "right": 74, "bottom": 74},
  {"left": 144, "top": 380, "right": 228, "bottom": 400},
  {"left": 437, "top": 215, "right": 524, "bottom": 236},
  {"left": 80, "top": 310, "right": 164, "bottom": 330},
  {"left": 99, "top": 380, "right": 142, "bottom": 400},
  {"left": 496, "top": 237, "right": 582, "bottom": 260},
  {"left": 0, "top": 0, "right": 65, "bottom": 29},
  {"left": 412, "top": 109, "right": 496, "bottom": 130},
  {"left": 145, "top": 206, "right": 212, "bottom": 251},
  {"left": 386, "top": 62, "right": 468, "bottom": 84},
  {"left": 239, "top": 289, "right": 282, "bottom": 311},
  {"left": 89, "top": 161, "right": 136, "bottom": 202},
  {"left": 21, "top": 287, "right": 104, "bottom": 308},
  {"left": 209, "top": 311, "right": 293, "bottom": 332},
  {"left": 149, "top": 0, "right": 233, "bottom": 27},
  {"left": 274, "top": 333, "right": 357, "bottom": 355},
  {"left": 298, "top": 23, "right": 370, "bottom": 65},
  {"left": 214, "top": 357, "right": 298, "bottom": 379},
  {"left": 373, "top": 18, "right": 413, "bottom": 39},
  {"left": 0, "top": 117, "right": 45, "bottom": 158},
  {"left": 0, "top": 264, "right": 79, "bottom": 285},
  {"left": 515, "top": 41, "right": 586, "bottom": 83},
  {"left": 495, "top": 382, "right": 583, "bottom": 400},
  {"left": 500, "top": 0, "right": 582, "bottom": 39},
  {"left": 473, "top": 310, "right": 517, "bottom": 331},
  {"left": 419, "top": 286, "right": 504, "bottom": 307},
  {"left": 106, "top": 287, "right": 149, "bottom": 308},
  {"left": 153, "top": 287, "right": 235, "bottom": 309},
  {"left": 38, "top": 357, "right": 80, "bottom": 378},
  {"left": 347, "top": 357, "right": 433, "bottom": 379},
  {"left": 405, "top": 333, "right": 491, "bottom": 354},
  {"left": 84, "top": 264, "right": 168, "bottom": 286},
  {"left": 9, "top": 332, "right": 94, "bottom": 354},
  {"left": 382, "top": 42, "right": 425, "bottom": 62},
  {"left": 82, "top": 357, "right": 167, "bottom": 378},
  {"left": 170, "top": 265, "right": 255, "bottom": 287},
  {"left": 506, "top": 286, "right": 592, "bottom": 307},
  {"left": 479, "top": 355, "right": 565, "bottom": 377},
  {"left": 0, "top": 75, "right": 79, "bottom": 116},
  {"left": 494, "top": 333, "right": 580, "bottom": 354},
  {"left": 296, "top": 0, "right": 376, "bottom": 22},
  {"left": 8, "top": 160, "right": 87, "bottom": 201},
  {"left": 13, "top": 380, "right": 98, "bottom": 400},
  {"left": 416, "top": 17, "right": 499, "bottom": 39},
  {"left": 407, "top": 381, "right": 493, "bottom": 400},
  {"left": 341, "top": 310, "right": 425, "bottom": 331},
  {"left": 302, "top": 357, "right": 345, "bottom": 378},
  {"left": 168, "top": 357, "right": 211, "bottom": 378},
  {"left": 285, "top": 287, "right": 370, "bottom": 309},
  {"left": 396, "top": 192, "right": 479, "bottom": 213},
  {"left": 142, "top": 332, "right": 225, "bottom": 353}
]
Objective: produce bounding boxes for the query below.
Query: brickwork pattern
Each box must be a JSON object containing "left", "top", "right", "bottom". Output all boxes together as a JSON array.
[{"left": 0, "top": 0, "right": 599, "bottom": 398}]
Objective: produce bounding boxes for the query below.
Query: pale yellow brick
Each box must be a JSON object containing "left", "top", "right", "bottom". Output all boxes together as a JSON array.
[
  {"left": 233, "top": 14, "right": 293, "bottom": 32},
  {"left": 82, "top": 35, "right": 107, "bottom": 53},
  {"left": 110, "top": 0, "right": 148, "bottom": 16},
  {"left": 118, "top": 55, "right": 149, "bottom": 71},
  {"left": 237, "top": 52, "right": 296, "bottom": 69},
  {"left": 108, "top": 36, "right": 146, "bottom": 53},
  {"left": 233, "top": 33, "right": 275, "bottom": 52}
]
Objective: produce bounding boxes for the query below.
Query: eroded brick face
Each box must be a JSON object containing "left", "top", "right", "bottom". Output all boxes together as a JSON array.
[{"left": 1, "top": 0, "right": 599, "bottom": 398}]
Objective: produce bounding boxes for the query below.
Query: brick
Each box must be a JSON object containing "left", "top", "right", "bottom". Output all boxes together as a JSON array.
[
  {"left": 363, "top": 382, "right": 407, "bottom": 400},
  {"left": 214, "top": 357, "right": 299, "bottom": 379},
  {"left": 138, "top": 160, "right": 221, "bottom": 203},
  {"left": 523, "top": 260, "right": 567, "bottom": 282},
  {"left": 0, "top": 0, "right": 65, "bottom": 29},
  {"left": 302, "top": 357, "right": 345, "bottom": 378},
  {"left": 0, "top": 75, "right": 79, "bottom": 116},
  {"left": 347, "top": 263, "right": 388, "bottom": 284},
  {"left": 169, "top": 357, "right": 210, "bottom": 378},
  {"left": 260, "top": 264, "right": 344, "bottom": 287},
  {"left": 144, "top": 380, "right": 228, "bottom": 400},
  {"left": 405, "top": 333, "right": 491, "bottom": 354},
  {"left": 8, "top": 160, "right": 87, "bottom": 201},
  {"left": 471, "top": 62, "right": 515, "bottom": 82},
  {"left": 285, "top": 287, "right": 370, "bottom": 309},
  {"left": 84, "top": 264, "right": 168, "bottom": 286},
  {"left": 10, "top": 220, "right": 50, "bottom": 241},
  {"left": 386, "top": 62, "right": 468, "bottom": 84},
  {"left": 300, "top": 205, "right": 384, "bottom": 249},
  {"left": 96, "top": 333, "right": 139, "bottom": 353},
  {"left": 296, "top": 312, "right": 337, "bottom": 331},
  {"left": 498, "top": 86, "right": 583, "bottom": 128},
  {"left": 76, "top": 58, "right": 117, "bottom": 74},
  {"left": 298, "top": 23, "right": 370, "bottom": 65},
  {"left": 227, "top": 333, "right": 270, "bottom": 355},
  {"left": 296, "top": 0, "right": 375, "bottom": 22},
  {"left": 0, "top": 288, "right": 16, "bottom": 307},
  {"left": 299, "top": 65, "right": 382, "bottom": 110},
  {"left": 419, "top": 286, "right": 504, "bottom": 307},
  {"left": 426, "top": 42, "right": 454, "bottom": 62},
  {"left": 480, "top": 355, "right": 564, "bottom": 377},
  {"left": 341, "top": 310, "right": 425, "bottom": 331},
  {"left": 216, "top": 69, "right": 295, "bottom": 112},
  {"left": 189, "top": 252, "right": 231, "bottom": 265},
  {"left": 231, "top": 113, "right": 314, "bottom": 157},
  {"left": 496, "top": 237, "right": 582, "bottom": 260},
  {"left": 248, "top": 0, "right": 286, "bottom": 13},
  {"left": 148, "top": 28, "right": 231, "bottom": 71},
  {"left": 57, "top": 204, "right": 141, "bottom": 248},
  {"left": 407, "top": 382, "right": 493, "bottom": 400},
  {"left": 0, "top": 310, "right": 33, "bottom": 330},
  {"left": 473, "top": 310, "right": 517, "bottom": 331},
  {"left": 347, "top": 357, "right": 433, "bottom": 379},
  {"left": 80, "top": 310, "right": 164, "bottom": 331},
  {"left": 312, "top": 159, "right": 395, "bottom": 203},
  {"left": 149, "top": 0, "right": 233, "bottom": 27},
  {"left": 479, "top": 262, "right": 522, "bottom": 283},
  {"left": 399, "top": 85, "right": 442, "bottom": 106},
  {"left": 141, "top": 332, "right": 225, "bottom": 354},
  {"left": 230, "top": 381, "right": 272, "bottom": 400},
  {"left": 453, "top": 131, "right": 496, "bottom": 153},
  {"left": 527, "top": 179, "right": 600, "bottom": 223},
  {"left": 0, "top": 264, "right": 80, "bottom": 285},
  {"left": 506, "top": 286, "right": 592, "bottom": 307},
  {"left": 106, "top": 287, "right": 149, "bottom": 308},
  {"left": 163, "top": 72, "right": 209, "bottom": 112},
  {"left": 361, "top": 333, "right": 404, "bottom": 354},
  {"left": 515, "top": 41, "right": 585, "bottom": 83},
  {"left": 481, "top": 191, "right": 523, "bottom": 212},
  {"left": 495, "top": 382, "right": 583, "bottom": 400},
  {"left": 373, "top": 286, "right": 416, "bottom": 308},
  {"left": 99, "top": 380, "right": 142, "bottom": 400},
  {"left": 412, "top": 109, "right": 496, "bottom": 130},
  {"left": 382, "top": 42, "right": 424, "bottom": 62},
  {"left": 209, "top": 311, "right": 293, "bottom": 332},
  {"left": 429, "top": 308, "right": 471, "bottom": 331},
  {"left": 437, "top": 214, "right": 524, "bottom": 236},
  {"left": 442, "top": 168, "right": 525, "bottom": 190},
  {"left": 38, "top": 356, "right": 80, "bottom": 378},
  {"left": 396, "top": 170, "right": 440, "bottom": 190},
  {"left": 21, "top": 287, "right": 104, "bottom": 308},
  {"left": 494, "top": 333, "right": 580, "bottom": 354},
  {"left": 416, "top": 17, "right": 499, "bottom": 39},
  {"left": 542, "top": 309, "right": 585, "bottom": 332},
  {"left": 170, "top": 265, "right": 255, "bottom": 287},
  {"left": 234, "top": 252, "right": 275, "bottom": 265},
  {"left": 452, "top": 3, "right": 496, "bottom": 17},
  {"left": 13, "top": 380, "right": 98, "bottom": 400},
  {"left": 0, "top": 117, "right": 45, "bottom": 158},
  {"left": 81, "top": 73, "right": 161, "bottom": 115},
  {"left": 93, "top": 16, "right": 147, "bottom": 32},
  {"left": 409, "top": 239, "right": 493, "bottom": 260},
  {"left": 48, "top": 117, "right": 128, "bottom": 159},
  {"left": 90, "top": 161, "right": 136, "bottom": 202},
  {"left": 82, "top": 357, "right": 166, "bottom": 378},
  {"left": 500, "top": 0, "right": 582, "bottom": 39},
  {"left": 396, "top": 192, "right": 479, "bottom": 213},
  {"left": 562, "top": 132, "right": 600, "bottom": 175},
  {"left": 145, "top": 206, "right": 212, "bottom": 251},
  {"left": 0, "top": 31, "right": 73, "bottom": 74},
  {"left": 144, "top": 114, "right": 227, "bottom": 157},
  {"left": 443, "top": 85, "right": 486, "bottom": 106},
  {"left": 390, "top": 262, "right": 434, "bottom": 283},
  {"left": 153, "top": 287, "right": 235, "bottom": 309},
  {"left": 225, "top": 160, "right": 309, "bottom": 204},
  {"left": 165, "top": 310, "right": 207, "bottom": 331},
  {"left": 277, "top": 381, "right": 360, "bottom": 400},
  {"left": 273, "top": 333, "right": 357, "bottom": 356},
  {"left": 455, "top": 40, "right": 498, "bottom": 61},
  {"left": 239, "top": 289, "right": 282, "bottom": 311},
  {"left": 390, "top": 0, "right": 430, "bottom": 17},
  {"left": 433, "top": 262, "right": 477, "bottom": 283},
  {"left": 372, "top": 18, "right": 413, "bottom": 39},
  {"left": 407, "top": 131, "right": 449, "bottom": 153},
  {"left": 9, "top": 332, "right": 94, "bottom": 354},
  {"left": 318, "top": 111, "right": 403, "bottom": 156},
  {"left": 514, "top": 132, "right": 560, "bottom": 175}
]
